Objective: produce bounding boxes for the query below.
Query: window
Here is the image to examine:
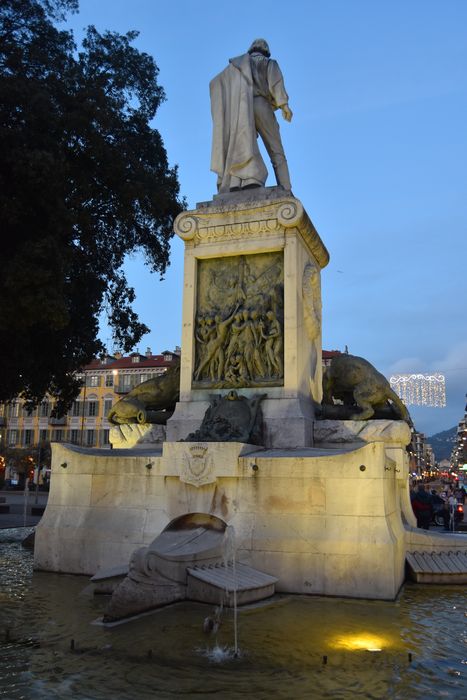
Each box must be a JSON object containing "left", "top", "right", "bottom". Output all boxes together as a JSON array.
[
  {"left": 71, "top": 401, "right": 81, "bottom": 417},
  {"left": 23, "top": 430, "right": 33, "bottom": 446},
  {"left": 39, "top": 429, "right": 49, "bottom": 442},
  {"left": 119, "top": 375, "right": 133, "bottom": 391},
  {"left": 101, "top": 429, "right": 110, "bottom": 446},
  {"left": 131, "top": 355, "right": 140, "bottom": 363},
  {"left": 87, "top": 401, "right": 98, "bottom": 417},
  {"left": 85, "top": 430, "right": 95, "bottom": 446},
  {"left": 70, "top": 429, "right": 79, "bottom": 444},
  {"left": 86, "top": 375, "right": 100, "bottom": 387},
  {"left": 40, "top": 401, "right": 49, "bottom": 417},
  {"left": 7, "top": 430, "right": 18, "bottom": 446},
  {"left": 104, "top": 399, "right": 113, "bottom": 417},
  {"left": 52, "top": 429, "right": 63, "bottom": 442},
  {"left": 8, "top": 402, "right": 19, "bottom": 418},
  {"left": 105, "top": 374, "right": 114, "bottom": 387}
]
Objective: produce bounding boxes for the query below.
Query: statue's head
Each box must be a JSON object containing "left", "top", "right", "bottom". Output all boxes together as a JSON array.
[{"left": 248, "top": 38, "right": 270, "bottom": 58}]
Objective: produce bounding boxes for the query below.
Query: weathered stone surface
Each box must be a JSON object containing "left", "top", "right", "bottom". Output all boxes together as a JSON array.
[
  {"left": 314, "top": 419, "right": 412, "bottom": 446},
  {"left": 34, "top": 434, "right": 443, "bottom": 601},
  {"left": 104, "top": 574, "right": 185, "bottom": 622},
  {"left": 109, "top": 423, "right": 166, "bottom": 449}
]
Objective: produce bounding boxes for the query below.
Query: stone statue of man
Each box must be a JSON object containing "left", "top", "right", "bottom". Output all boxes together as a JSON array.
[{"left": 210, "top": 39, "right": 293, "bottom": 193}]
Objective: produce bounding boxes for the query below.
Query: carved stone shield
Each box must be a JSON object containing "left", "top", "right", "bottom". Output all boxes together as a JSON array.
[{"left": 180, "top": 444, "right": 216, "bottom": 487}]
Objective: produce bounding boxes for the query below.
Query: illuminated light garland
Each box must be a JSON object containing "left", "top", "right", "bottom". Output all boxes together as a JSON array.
[{"left": 389, "top": 373, "right": 446, "bottom": 407}]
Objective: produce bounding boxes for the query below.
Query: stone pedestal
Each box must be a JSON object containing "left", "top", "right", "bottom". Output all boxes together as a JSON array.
[
  {"left": 109, "top": 423, "right": 166, "bottom": 449},
  {"left": 167, "top": 187, "right": 329, "bottom": 448}
]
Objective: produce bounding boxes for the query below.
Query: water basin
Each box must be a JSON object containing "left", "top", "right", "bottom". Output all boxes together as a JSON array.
[{"left": 0, "top": 528, "right": 466, "bottom": 699}]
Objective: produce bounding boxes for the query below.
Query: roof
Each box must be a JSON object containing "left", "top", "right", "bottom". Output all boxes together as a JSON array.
[
  {"left": 322, "top": 350, "right": 343, "bottom": 360},
  {"left": 83, "top": 353, "right": 179, "bottom": 372}
]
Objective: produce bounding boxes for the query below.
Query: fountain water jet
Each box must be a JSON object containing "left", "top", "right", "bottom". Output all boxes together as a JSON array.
[{"left": 222, "top": 525, "right": 239, "bottom": 657}]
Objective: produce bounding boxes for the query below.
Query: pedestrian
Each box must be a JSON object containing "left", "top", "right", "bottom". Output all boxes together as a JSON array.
[{"left": 411, "top": 483, "right": 433, "bottom": 530}]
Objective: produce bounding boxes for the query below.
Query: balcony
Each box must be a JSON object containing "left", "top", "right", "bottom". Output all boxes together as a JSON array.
[{"left": 49, "top": 416, "right": 67, "bottom": 426}]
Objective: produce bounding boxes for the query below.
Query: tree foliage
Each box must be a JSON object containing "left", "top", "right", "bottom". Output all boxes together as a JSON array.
[{"left": 0, "top": 0, "right": 184, "bottom": 412}]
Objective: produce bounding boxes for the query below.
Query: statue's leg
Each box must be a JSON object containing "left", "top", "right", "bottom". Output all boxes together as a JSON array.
[
  {"left": 351, "top": 388, "right": 376, "bottom": 421},
  {"left": 254, "top": 97, "right": 291, "bottom": 191}
]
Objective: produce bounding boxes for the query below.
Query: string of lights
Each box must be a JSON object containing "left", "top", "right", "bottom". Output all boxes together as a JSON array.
[{"left": 389, "top": 373, "right": 446, "bottom": 407}]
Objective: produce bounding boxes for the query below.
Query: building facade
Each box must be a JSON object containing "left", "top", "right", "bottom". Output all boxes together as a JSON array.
[
  {"left": 0, "top": 348, "right": 179, "bottom": 453},
  {"left": 451, "top": 394, "right": 467, "bottom": 475}
]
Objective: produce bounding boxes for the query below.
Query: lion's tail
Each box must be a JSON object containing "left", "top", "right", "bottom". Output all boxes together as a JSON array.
[{"left": 388, "top": 387, "right": 412, "bottom": 425}]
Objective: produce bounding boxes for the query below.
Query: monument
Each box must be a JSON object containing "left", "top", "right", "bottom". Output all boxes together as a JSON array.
[
  {"left": 34, "top": 40, "right": 467, "bottom": 618},
  {"left": 210, "top": 38, "right": 293, "bottom": 193}
]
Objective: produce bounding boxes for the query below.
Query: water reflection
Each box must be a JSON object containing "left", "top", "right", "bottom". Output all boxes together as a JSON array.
[{"left": 0, "top": 528, "right": 466, "bottom": 699}]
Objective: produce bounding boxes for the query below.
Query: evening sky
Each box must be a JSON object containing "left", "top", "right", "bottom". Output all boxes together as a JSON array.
[{"left": 66, "top": 0, "right": 467, "bottom": 435}]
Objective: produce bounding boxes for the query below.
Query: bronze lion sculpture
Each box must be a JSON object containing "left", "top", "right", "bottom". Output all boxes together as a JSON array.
[{"left": 321, "top": 354, "right": 410, "bottom": 423}]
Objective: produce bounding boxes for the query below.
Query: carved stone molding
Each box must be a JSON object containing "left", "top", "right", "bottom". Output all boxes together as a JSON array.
[
  {"left": 174, "top": 196, "right": 329, "bottom": 269},
  {"left": 302, "top": 260, "right": 322, "bottom": 342},
  {"left": 196, "top": 217, "right": 281, "bottom": 244},
  {"left": 174, "top": 214, "right": 199, "bottom": 241}
]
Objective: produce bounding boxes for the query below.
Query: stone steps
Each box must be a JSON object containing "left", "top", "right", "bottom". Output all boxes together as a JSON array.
[
  {"left": 187, "top": 562, "right": 277, "bottom": 606},
  {"left": 406, "top": 550, "right": 467, "bottom": 584}
]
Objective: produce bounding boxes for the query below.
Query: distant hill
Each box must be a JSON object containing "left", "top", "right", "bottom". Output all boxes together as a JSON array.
[{"left": 427, "top": 426, "right": 457, "bottom": 461}]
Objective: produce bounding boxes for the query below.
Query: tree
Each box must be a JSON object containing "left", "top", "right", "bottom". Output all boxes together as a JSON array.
[{"left": 0, "top": 0, "right": 184, "bottom": 413}]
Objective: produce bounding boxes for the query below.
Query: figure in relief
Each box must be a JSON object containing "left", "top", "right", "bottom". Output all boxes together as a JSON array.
[
  {"left": 302, "top": 261, "right": 322, "bottom": 401},
  {"left": 237, "top": 309, "right": 257, "bottom": 378},
  {"left": 210, "top": 39, "right": 293, "bottom": 193},
  {"left": 262, "top": 310, "right": 283, "bottom": 377},
  {"left": 225, "top": 353, "right": 249, "bottom": 385},
  {"left": 194, "top": 306, "right": 239, "bottom": 382},
  {"left": 225, "top": 312, "right": 244, "bottom": 366},
  {"left": 250, "top": 309, "right": 267, "bottom": 377}
]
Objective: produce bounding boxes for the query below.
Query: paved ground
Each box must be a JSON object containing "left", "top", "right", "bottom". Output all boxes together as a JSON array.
[{"left": 0, "top": 489, "right": 49, "bottom": 528}]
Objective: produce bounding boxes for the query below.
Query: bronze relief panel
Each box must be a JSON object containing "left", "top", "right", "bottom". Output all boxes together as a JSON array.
[{"left": 193, "top": 252, "right": 284, "bottom": 389}]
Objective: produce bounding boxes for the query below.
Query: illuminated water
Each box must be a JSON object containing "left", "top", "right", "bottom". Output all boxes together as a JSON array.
[{"left": 0, "top": 528, "right": 466, "bottom": 699}]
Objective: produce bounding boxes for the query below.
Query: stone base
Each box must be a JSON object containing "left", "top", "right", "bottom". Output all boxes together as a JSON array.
[
  {"left": 171, "top": 192, "right": 329, "bottom": 450},
  {"left": 104, "top": 575, "right": 185, "bottom": 622},
  {"left": 262, "top": 396, "right": 314, "bottom": 448},
  {"left": 166, "top": 401, "right": 209, "bottom": 442},
  {"left": 33, "top": 425, "right": 456, "bottom": 601},
  {"left": 110, "top": 423, "right": 166, "bottom": 449},
  {"left": 167, "top": 395, "right": 314, "bottom": 448},
  {"left": 313, "top": 419, "right": 412, "bottom": 448}
]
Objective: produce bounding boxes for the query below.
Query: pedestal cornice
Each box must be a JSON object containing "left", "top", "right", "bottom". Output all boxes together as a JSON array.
[{"left": 174, "top": 193, "right": 329, "bottom": 269}]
